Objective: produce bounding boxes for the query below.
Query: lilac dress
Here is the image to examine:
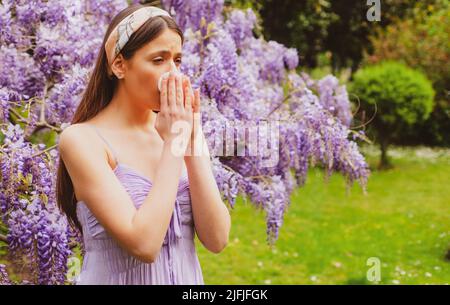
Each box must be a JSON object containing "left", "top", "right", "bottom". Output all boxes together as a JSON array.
[{"left": 74, "top": 125, "right": 204, "bottom": 285}]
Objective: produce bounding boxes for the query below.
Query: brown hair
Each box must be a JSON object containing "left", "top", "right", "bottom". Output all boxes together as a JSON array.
[{"left": 56, "top": 3, "right": 184, "bottom": 233}]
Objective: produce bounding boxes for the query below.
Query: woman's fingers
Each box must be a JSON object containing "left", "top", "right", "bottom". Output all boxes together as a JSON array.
[
  {"left": 175, "top": 74, "right": 184, "bottom": 108},
  {"left": 159, "top": 76, "right": 169, "bottom": 112},
  {"left": 165, "top": 71, "right": 198, "bottom": 116},
  {"left": 168, "top": 72, "right": 176, "bottom": 109},
  {"left": 184, "top": 76, "right": 193, "bottom": 110},
  {"left": 194, "top": 88, "right": 201, "bottom": 113}
]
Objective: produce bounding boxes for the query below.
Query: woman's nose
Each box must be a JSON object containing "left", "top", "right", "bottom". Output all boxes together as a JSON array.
[{"left": 169, "top": 60, "right": 179, "bottom": 73}]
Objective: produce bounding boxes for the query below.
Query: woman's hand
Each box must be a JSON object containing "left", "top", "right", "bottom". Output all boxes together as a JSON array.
[{"left": 155, "top": 72, "right": 193, "bottom": 156}]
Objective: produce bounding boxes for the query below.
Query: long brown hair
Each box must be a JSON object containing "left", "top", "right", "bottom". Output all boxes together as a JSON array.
[{"left": 56, "top": 3, "right": 184, "bottom": 233}]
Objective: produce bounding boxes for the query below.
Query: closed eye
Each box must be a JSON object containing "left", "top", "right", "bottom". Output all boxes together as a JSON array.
[{"left": 153, "top": 57, "right": 182, "bottom": 64}]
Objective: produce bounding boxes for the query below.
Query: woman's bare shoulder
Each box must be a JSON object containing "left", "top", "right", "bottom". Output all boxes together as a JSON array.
[
  {"left": 59, "top": 123, "right": 93, "bottom": 147},
  {"left": 58, "top": 123, "right": 104, "bottom": 159},
  {"left": 58, "top": 122, "right": 117, "bottom": 174}
]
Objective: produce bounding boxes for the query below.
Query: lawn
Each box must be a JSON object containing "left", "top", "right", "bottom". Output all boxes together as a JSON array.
[{"left": 195, "top": 146, "right": 450, "bottom": 284}]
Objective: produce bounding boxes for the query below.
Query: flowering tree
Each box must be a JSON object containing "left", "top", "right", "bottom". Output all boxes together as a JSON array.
[{"left": 0, "top": 0, "right": 370, "bottom": 284}]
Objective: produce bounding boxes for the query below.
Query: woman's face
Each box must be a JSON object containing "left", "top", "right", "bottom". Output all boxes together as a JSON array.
[{"left": 121, "top": 27, "right": 183, "bottom": 111}]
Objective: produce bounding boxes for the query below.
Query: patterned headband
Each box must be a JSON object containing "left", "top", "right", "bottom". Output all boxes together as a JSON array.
[{"left": 105, "top": 6, "right": 172, "bottom": 77}]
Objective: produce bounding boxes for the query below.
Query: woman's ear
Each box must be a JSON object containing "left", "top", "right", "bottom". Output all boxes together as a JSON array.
[{"left": 111, "top": 54, "right": 127, "bottom": 79}]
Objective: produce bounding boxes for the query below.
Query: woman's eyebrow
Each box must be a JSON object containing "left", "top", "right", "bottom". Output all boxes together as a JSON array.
[{"left": 147, "top": 50, "right": 183, "bottom": 57}]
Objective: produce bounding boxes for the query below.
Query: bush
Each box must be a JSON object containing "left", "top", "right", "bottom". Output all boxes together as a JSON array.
[{"left": 350, "top": 61, "right": 435, "bottom": 168}]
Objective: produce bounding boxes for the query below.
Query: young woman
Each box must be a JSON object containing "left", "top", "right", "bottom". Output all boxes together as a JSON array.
[{"left": 56, "top": 4, "right": 231, "bottom": 285}]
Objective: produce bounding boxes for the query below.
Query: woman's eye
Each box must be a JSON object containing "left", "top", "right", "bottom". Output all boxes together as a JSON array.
[{"left": 153, "top": 58, "right": 182, "bottom": 64}]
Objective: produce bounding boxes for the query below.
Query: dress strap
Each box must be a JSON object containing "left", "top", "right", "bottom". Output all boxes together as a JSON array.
[{"left": 88, "top": 124, "right": 119, "bottom": 164}]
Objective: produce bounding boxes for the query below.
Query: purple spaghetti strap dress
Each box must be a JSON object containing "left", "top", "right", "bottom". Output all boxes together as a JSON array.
[{"left": 74, "top": 125, "right": 204, "bottom": 285}]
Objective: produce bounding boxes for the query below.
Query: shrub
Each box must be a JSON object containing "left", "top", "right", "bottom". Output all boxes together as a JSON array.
[{"left": 350, "top": 61, "right": 435, "bottom": 168}]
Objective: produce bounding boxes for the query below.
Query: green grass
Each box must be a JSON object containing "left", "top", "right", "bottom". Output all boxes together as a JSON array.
[{"left": 195, "top": 146, "right": 450, "bottom": 284}]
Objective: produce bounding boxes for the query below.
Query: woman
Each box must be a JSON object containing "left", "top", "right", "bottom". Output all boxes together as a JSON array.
[{"left": 56, "top": 4, "right": 231, "bottom": 285}]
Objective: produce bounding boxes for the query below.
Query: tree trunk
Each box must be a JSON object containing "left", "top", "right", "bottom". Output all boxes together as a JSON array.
[{"left": 379, "top": 138, "right": 392, "bottom": 170}]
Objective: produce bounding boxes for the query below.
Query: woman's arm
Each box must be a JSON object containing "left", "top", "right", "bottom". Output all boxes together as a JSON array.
[{"left": 185, "top": 129, "right": 231, "bottom": 254}]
